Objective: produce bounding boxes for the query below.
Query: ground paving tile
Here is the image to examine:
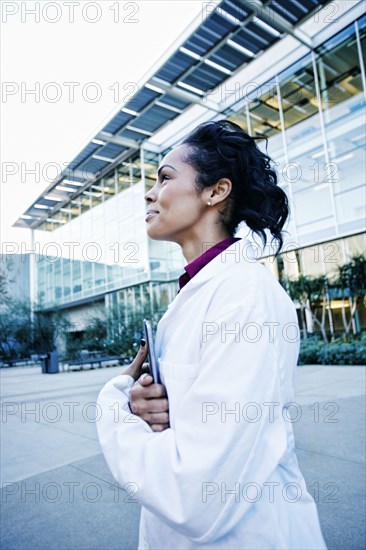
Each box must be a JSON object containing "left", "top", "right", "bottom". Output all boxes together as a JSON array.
[{"left": 1, "top": 364, "right": 365, "bottom": 549}]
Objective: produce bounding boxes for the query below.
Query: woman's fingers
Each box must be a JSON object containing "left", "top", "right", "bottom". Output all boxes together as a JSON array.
[
  {"left": 129, "top": 371, "right": 170, "bottom": 429},
  {"left": 130, "top": 397, "right": 169, "bottom": 415},
  {"left": 141, "top": 363, "right": 151, "bottom": 375},
  {"left": 138, "top": 373, "right": 153, "bottom": 385},
  {"left": 150, "top": 423, "right": 170, "bottom": 432},
  {"left": 122, "top": 343, "right": 148, "bottom": 381},
  {"left": 144, "top": 412, "right": 169, "bottom": 424},
  {"left": 131, "top": 381, "right": 167, "bottom": 400}
]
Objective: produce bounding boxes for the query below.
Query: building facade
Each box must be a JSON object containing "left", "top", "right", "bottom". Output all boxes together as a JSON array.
[{"left": 14, "top": 1, "right": 366, "bottom": 343}]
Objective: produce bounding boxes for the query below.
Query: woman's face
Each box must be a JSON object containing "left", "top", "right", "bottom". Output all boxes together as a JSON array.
[{"left": 144, "top": 144, "right": 208, "bottom": 244}]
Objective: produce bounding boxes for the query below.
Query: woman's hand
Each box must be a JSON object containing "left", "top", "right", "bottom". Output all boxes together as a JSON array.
[
  {"left": 123, "top": 340, "right": 170, "bottom": 432},
  {"left": 130, "top": 374, "right": 170, "bottom": 432},
  {"left": 123, "top": 341, "right": 150, "bottom": 381}
]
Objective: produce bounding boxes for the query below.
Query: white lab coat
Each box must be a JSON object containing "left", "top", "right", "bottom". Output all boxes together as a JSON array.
[{"left": 96, "top": 238, "right": 327, "bottom": 550}]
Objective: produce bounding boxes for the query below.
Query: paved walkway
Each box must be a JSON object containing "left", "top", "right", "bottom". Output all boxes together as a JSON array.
[{"left": 1, "top": 364, "right": 365, "bottom": 549}]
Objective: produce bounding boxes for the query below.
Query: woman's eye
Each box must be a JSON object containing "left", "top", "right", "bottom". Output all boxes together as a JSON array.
[{"left": 161, "top": 174, "right": 170, "bottom": 183}]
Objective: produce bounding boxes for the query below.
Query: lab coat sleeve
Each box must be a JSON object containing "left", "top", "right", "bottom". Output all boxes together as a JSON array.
[{"left": 96, "top": 302, "right": 291, "bottom": 543}]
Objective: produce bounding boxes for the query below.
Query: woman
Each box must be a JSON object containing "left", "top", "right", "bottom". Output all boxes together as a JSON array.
[{"left": 96, "top": 120, "right": 327, "bottom": 549}]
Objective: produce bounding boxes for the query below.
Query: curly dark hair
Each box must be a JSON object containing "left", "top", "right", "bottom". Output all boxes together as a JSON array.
[{"left": 181, "top": 119, "right": 289, "bottom": 256}]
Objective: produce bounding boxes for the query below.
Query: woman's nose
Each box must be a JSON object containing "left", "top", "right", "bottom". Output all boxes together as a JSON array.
[
  {"left": 144, "top": 192, "right": 153, "bottom": 204},
  {"left": 144, "top": 183, "right": 157, "bottom": 203}
]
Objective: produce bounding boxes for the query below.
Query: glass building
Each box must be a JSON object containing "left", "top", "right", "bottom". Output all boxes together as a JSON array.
[{"left": 14, "top": 0, "right": 366, "bottom": 340}]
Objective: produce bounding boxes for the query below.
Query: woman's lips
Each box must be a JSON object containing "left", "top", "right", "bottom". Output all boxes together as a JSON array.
[{"left": 145, "top": 211, "right": 159, "bottom": 221}]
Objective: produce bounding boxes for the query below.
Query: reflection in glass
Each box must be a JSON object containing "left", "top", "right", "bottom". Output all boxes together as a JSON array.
[
  {"left": 73, "top": 261, "right": 82, "bottom": 296},
  {"left": 63, "top": 259, "right": 71, "bottom": 298},
  {"left": 248, "top": 83, "right": 281, "bottom": 139},
  {"left": 315, "top": 21, "right": 366, "bottom": 229},
  {"left": 102, "top": 171, "right": 116, "bottom": 202},
  {"left": 95, "top": 262, "right": 106, "bottom": 288},
  {"left": 278, "top": 55, "right": 318, "bottom": 130},
  {"left": 144, "top": 150, "right": 160, "bottom": 189}
]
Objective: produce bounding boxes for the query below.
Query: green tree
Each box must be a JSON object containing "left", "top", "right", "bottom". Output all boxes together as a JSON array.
[
  {"left": 335, "top": 255, "right": 366, "bottom": 336},
  {"left": 286, "top": 274, "right": 329, "bottom": 342},
  {"left": 0, "top": 260, "right": 67, "bottom": 363},
  {"left": 64, "top": 298, "right": 160, "bottom": 359}
]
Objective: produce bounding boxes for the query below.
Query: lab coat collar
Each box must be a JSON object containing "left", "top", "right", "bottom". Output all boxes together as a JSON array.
[{"left": 176, "top": 237, "right": 257, "bottom": 295}]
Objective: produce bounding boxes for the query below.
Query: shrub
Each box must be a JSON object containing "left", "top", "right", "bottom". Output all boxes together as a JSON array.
[
  {"left": 298, "top": 337, "right": 323, "bottom": 365},
  {"left": 299, "top": 334, "right": 366, "bottom": 365},
  {"left": 319, "top": 341, "right": 366, "bottom": 365}
]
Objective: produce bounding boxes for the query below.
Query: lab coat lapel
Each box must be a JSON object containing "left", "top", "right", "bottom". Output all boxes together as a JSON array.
[
  {"left": 162, "top": 238, "right": 256, "bottom": 317},
  {"left": 155, "top": 238, "right": 256, "bottom": 362}
]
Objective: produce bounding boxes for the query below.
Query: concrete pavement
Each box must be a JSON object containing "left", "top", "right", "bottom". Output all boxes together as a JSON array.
[{"left": 1, "top": 364, "right": 365, "bottom": 550}]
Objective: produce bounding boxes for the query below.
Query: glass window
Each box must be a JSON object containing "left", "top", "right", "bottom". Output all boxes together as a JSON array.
[
  {"left": 134, "top": 285, "right": 142, "bottom": 311},
  {"left": 46, "top": 261, "right": 53, "bottom": 304},
  {"left": 329, "top": 123, "right": 365, "bottom": 197},
  {"left": 279, "top": 54, "right": 337, "bottom": 235},
  {"left": 83, "top": 261, "right": 93, "bottom": 292},
  {"left": 72, "top": 261, "right": 82, "bottom": 296},
  {"left": 320, "top": 239, "right": 345, "bottom": 277},
  {"left": 70, "top": 200, "right": 81, "bottom": 220},
  {"left": 152, "top": 283, "right": 160, "bottom": 312},
  {"left": 39, "top": 220, "right": 55, "bottom": 232},
  {"left": 116, "top": 164, "right": 132, "bottom": 193},
  {"left": 281, "top": 249, "right": 300, "bottom": 280},
  {"left": 142, "top": 284, "right": 152, "bottom": 316},
  {"left": 248, "top": 83, "right": 282, "bottom": 139},
  {"left": 116, "top": 152, "right": 141, "bottom": 194},
  {"left": 278, "top": 55, "right": 318, "bottom": 131},
  {"left": 299, "top": 245, "right": 325, "bottom": 277},
  {"left": 95, "top": 262, "right": 106, "bottom": 288},
  {"left": 335, "top": 187, "right": 366, "bottom": 224},
  {"left": 37, "top": 260, "right": 46, "bottom": 304},
  {"left": 227, "top": 80, "right": 282, "bottom": 141},
  {"left": 225, "top": 108, "right": 249, "bottom": 134},
  {"left": 80, "top": 192, "right": 91, "bottom": 214},
  {"left": 295, "top": 182, "right": 334, "bottom": 225},
  {"left": 157, "top": 283, "right": 171, "bottom": 308},
  {"left": 107, "top": 265, "right": 115, "bottom": 284},
  {"left": 54, "top": 260, "right": 62, "bottom": 301},
  {"left": 50, "top": 210, "right": 69, "bottom": 227},
  {"left": 63, "top": 259, "right": 71, "bottom": 298},
  {"left": 316, "top": 21, "right": 364, "bottom": 120},
  {"left": 143, "top": 150, "right": 160, "bottom": 188},
  {"left": 102, "top": 171, "right": 116, "bottom": 203},
  {"left": 314, "top": 22, "right": 366, "bottom": 228},
  {"left": 90, "top": 185, "right": 103, "bottom": 208},
  {"left": 344, "top": 233, "right": 366, "bottom": 258}
]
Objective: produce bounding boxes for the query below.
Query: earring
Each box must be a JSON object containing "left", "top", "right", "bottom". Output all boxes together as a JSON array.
[{"left": 207, "top": 200, "right": 212, "bottom": 206}]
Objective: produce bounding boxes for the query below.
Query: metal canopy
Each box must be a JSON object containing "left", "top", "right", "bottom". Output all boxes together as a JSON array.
[{"left": 15, "top": 0, "right": 329, "bottom": 230}]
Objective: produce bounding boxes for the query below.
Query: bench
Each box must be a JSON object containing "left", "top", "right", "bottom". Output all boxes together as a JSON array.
[
  {"left": 0, "top": 357, "right": 39, "bottom": 368},
  {"left": 63, "top": 355, "right": 127, "bottom": 372}
]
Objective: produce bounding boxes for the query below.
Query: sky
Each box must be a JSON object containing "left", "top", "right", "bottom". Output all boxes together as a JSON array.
[{"left": 0, "top": 0, "right": 207, "bottom": 249}]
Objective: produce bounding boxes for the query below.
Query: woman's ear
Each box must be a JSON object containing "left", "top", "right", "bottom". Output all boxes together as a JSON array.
[{"left": 210, "top": 178, "right": 232, "bottom": 203}]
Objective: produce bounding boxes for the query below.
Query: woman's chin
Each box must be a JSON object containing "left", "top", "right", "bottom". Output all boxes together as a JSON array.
[
  {"left": 146, "top": 226, "right": 164, "bottom": 240},
  {"left": 147, "top": 228, "right": 173, "bottom": 242}
]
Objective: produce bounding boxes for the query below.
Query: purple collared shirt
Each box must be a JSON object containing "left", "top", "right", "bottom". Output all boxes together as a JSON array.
[{"left": 178, "top": 236, "right": 242, "bottom": 293}]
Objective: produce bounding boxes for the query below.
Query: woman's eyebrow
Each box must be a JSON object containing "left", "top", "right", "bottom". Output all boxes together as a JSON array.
[{"left": 157, "top": 164, "right": 179, "bottom": 177}]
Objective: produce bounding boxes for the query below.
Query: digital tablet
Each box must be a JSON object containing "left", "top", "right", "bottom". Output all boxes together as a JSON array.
[{"left": 143, "top": 319, "right": 160, "bottom": 384}]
